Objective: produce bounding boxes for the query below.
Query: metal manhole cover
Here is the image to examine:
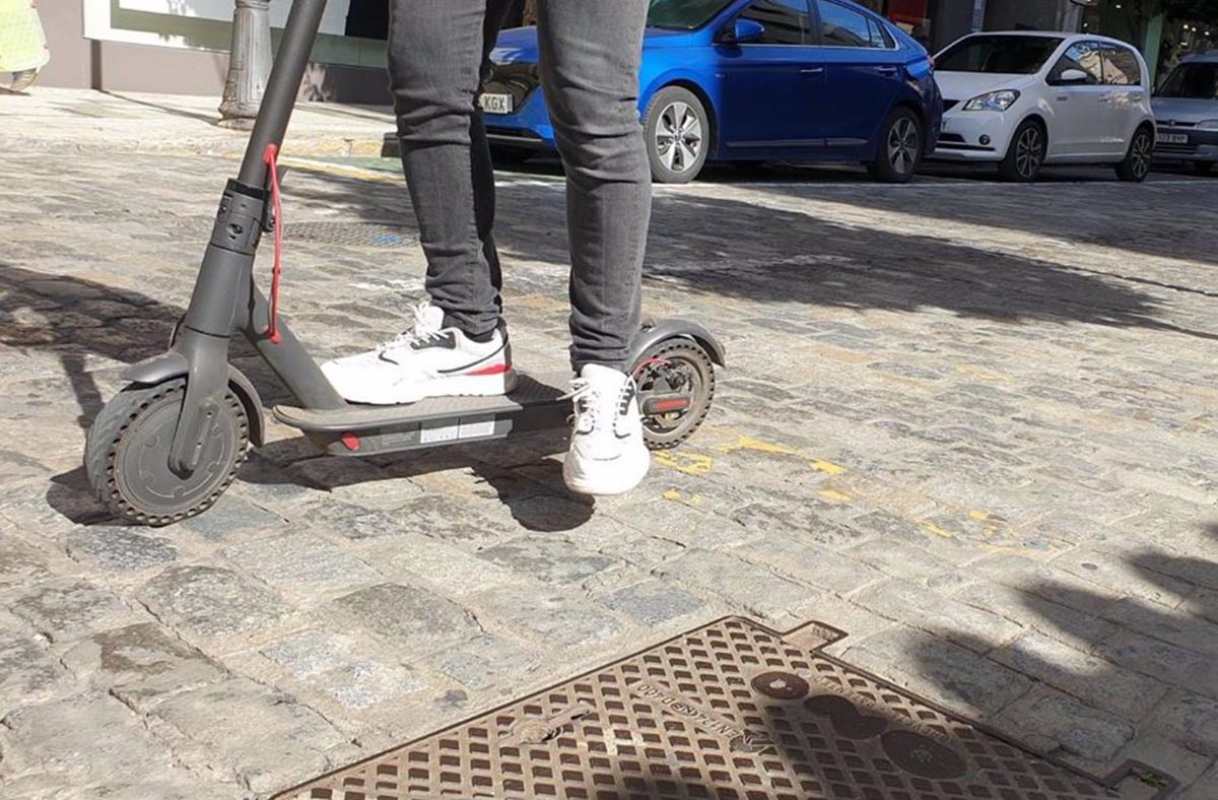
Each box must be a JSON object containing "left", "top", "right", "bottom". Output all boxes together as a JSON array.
[
  {"left": 169, "top": 218, "right": 415, "bottom": 248},
  {"left": 284, "top": 222, "right": 416, "bottom": 248},
  {"left": 274, "top": 617, "right": 1174, "bottom": 800}
]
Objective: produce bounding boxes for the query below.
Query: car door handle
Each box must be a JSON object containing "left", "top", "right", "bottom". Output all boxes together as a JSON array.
[
  {"left": 1056, "top": 95, "right": 1069, "bottom": 102},
  {"left": 800, "top": 66, "right": 824, "bottom": 74},
  {"left": 874, "top": 66, "right": 898, "bottom": 75}
]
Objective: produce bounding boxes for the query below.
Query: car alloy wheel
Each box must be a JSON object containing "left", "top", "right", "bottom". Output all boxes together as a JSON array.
[
  {"left": 887, "top": 117, "right": 920, "bottom": 176},
  {"left": 1014, "top": 125, "right": 1043, "bottom": 180},
  {"left": 1129, "top": 130, "right": 1152, "bottom": 180},
  {"left": 655, "top": 101, "right": 703, "bottom": 175}
]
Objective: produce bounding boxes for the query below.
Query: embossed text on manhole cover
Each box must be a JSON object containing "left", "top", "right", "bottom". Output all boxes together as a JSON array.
[{"left": 274, "top": 617, "right": 1174, "bottom": 800}]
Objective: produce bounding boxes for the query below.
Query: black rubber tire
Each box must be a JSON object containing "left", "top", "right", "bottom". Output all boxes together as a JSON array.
[
  {"left": 868, "top": 107, "right": 923, "bottom": 184},
  {"left": 631, "top": 339, "right": 715, "bottom": 451},
  {"left": 1193, "top": 161, "right": 1216, "bottom": 176},
  {"left": 999, "top": 118, "right": 1047, "bottom": 183},
  {"left": 1116, "top": 125, "right": 1154, "bottom": 182},
  {"left": 84, "top": 379, "right": 249, "bottom": 527},
  {"left": 644, "top": 86, "right": 710, "bottom": 184}
]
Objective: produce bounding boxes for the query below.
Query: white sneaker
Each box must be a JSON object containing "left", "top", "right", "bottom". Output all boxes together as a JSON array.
[
  {"left": 563, "top": 364, "right": 650, "bottom": 496},
  {"left": 321, "top": 303, "right": 516, "bottom": 405}
]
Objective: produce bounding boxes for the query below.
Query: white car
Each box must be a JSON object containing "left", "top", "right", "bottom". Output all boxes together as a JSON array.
[{"left": 930, "top": 32, "right": 1156, "bottom": 182}]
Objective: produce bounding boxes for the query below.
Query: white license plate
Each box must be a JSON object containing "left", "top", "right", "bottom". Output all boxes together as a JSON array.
[
  {"left": 479, "top": 93, "right": 513, "bottom": 115},
  {"left": 1159, "top": 133, "right": 1189, "bottom": 144}
]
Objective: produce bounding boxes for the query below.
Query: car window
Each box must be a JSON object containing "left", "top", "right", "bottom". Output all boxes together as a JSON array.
[
  {"left": 1156, "top": 62, "right": 1218, "bottom": 99},
  {"left": 739, "top": 0, "right": 810, "bottom": 45},
  {"left": 1100, "top": 45, "right": 1142, "bottom": 86},
  {"left": 867, "top": 18, "right": 895, "bottom": 49},
  {"left": 1049, "top": 41, "right": 1103, "bottom": 85},
  {"left": 647, "top": 0, "right": 735, "bottom": 31},
  {"left": 816, "top": 0, "right": 877, "bottom": 48},
  {"left": 935, "top": 35, "right": 1062, "bottom": 74}
]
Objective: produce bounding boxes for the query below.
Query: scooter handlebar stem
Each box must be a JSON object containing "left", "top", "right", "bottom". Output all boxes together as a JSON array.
[{"left": 236, "top": 0, "right": 330, "bottom": 188}]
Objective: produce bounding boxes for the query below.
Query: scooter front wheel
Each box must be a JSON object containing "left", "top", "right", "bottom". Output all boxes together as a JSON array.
[{"left": 84, "top": 379, "right": 249, "bottom": 526}]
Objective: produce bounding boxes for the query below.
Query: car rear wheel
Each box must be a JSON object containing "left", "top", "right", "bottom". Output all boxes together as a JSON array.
[
  {"left": 868, "top": 108, "right": 922, "bottom": 183},
  {"left": 644, "top": 87, "right": 709, "bottom": 184},
  {"left": 999, "top": 119, "right": 1046, "bottom": 183},
  {"left": 1115, "top": 125, "right": 1154, "bottom": 182}
]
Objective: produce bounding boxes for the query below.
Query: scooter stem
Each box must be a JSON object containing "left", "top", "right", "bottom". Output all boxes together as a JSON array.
[
  {"left": 237, "top": 0, "right": 329, "bottom": 189},
  {"left": 167, "top": 0, "right": 337, "bottom": 475}
]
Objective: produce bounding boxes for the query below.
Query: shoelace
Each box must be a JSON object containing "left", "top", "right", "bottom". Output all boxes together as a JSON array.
[
  {"left": 377, "top": 303, "right": 447, "bottom": 353},
  {"left": 618, "top": 381, "right": 638, "bottom": 417},
  {"left": 562, "top": 377, "right": 638, "bottom": 435},
  {"left": 561, "top": 378, "right": 598, "bottom": 433}
]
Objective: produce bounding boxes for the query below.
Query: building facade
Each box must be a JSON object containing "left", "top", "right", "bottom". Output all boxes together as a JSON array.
[
  {"left": 34, "top": 1, "right": 1214, "bottom": 98},
  {"left": 38, "top": 0, "right": 521, "bottom": 101}
]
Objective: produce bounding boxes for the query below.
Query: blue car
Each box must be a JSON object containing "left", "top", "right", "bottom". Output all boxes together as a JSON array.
[{"left": 482, "top": 0, "right": 942, "bottom": 183}]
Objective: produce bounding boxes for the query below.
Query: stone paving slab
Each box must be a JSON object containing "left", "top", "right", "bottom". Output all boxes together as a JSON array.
[
  {"left": 1, "top": 145, "right": 1217, "bottom": 797},
  {"left": 0, "top": 88, "right": 391, "bottom": 158}
]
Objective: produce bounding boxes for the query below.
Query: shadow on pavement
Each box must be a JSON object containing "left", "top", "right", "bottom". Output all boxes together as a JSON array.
[
  {"left": 905, "top": 540, "right": 1217, "bottom": 782},
  {"left": 283, "top": 166, "right": 1217, "bottom": 342},
  {"left": 0, "top": 264, "right": 588, "bottom": 531},
  {"left": 749, "top": 168, "right": 1218, "bottom": 269},
  {"left": 498, "top": 153, "right": 1218, "bottom": 268},
  {"left": 98, "top": 90, "right": 220, "bottom": 125}
]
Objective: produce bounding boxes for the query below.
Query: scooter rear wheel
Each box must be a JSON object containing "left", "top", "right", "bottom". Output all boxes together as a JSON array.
[
  {"left": 632, "top": 339, "right": 715, "bottom": 451},
  {"left": 84, "top": 379, "right": 249, "bottom": 526}
]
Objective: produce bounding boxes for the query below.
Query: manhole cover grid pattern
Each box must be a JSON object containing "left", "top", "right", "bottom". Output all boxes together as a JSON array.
[
  {"left": 280, "top": 618, "right": 1117, "bottom": 800},
  {"left": 170, "top": 218, "right": 415, "bottom": 248}
]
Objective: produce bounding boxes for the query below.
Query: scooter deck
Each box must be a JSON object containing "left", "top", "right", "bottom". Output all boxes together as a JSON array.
[{"left": 272, "top": 371, "right": 569, "bottom": 456}]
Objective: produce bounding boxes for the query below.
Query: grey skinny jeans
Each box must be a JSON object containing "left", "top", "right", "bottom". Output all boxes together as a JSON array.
[{"left": 387, "top": 0, "right": 651, "bottom": 371}]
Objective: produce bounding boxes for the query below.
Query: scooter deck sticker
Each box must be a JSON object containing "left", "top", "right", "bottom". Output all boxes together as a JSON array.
[{"left": 274, "top": 616, "right": 1174, "bottom": 800}]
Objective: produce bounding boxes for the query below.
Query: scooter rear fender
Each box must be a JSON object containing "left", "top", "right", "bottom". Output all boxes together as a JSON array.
[{"left": 629, "top": 319, "right": 726, "bottom": 368}]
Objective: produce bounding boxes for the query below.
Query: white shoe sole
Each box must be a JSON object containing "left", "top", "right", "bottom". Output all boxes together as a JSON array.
[
  {"left": 329, "top": 369, "right": 518, "bottom": 406},
  {"left": 563, "top": 443, "right": 650, "bottom": 497}
]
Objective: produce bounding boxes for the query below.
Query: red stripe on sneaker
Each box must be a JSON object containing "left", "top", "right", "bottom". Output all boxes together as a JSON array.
[{"left": 466, "top": 364, "right": 509, "bottom": 376}]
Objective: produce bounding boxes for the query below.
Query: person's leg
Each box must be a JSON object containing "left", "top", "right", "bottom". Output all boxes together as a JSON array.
[
  {"left": 321, "top": 0, "right": 519, "bottom": 405},
  {"left": 535, "top": 0, "right": 651, "bottom": 372},
  {"left": 537, "top": 0, "right": 653, "bottom": 496},
  {"left": 388, "top": 0, "right": 516, "bottom": 338}
]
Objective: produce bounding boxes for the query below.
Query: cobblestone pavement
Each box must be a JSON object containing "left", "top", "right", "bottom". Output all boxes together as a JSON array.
[{"left": 1, "top": 148, "right": 1217, "bottom": 799}]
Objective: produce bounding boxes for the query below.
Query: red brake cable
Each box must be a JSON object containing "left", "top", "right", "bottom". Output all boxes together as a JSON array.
[{"left": 262, "top": 143, "right": 284, "bottom": 344}]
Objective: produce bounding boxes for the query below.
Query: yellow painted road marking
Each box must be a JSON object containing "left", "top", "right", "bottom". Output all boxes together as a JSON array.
[
  {"left": 921, "top": 521, "right": 955, "bottom": 539},
  {"left": 661, "top": 488, "right": 704, "bottom": 507},
  {"left": 278, "top": 156, "right": 400, "bottom": 184},
  {"left": 818, "top": 489, "right": 852, "bottom": 504},
  {"left": 810, "top": 458, "right": 846, "bottom": 476},
  {"left": 654, "top": 450, "right": 714, "bottom": 477},
  {"left": 718, "top": 435, "right": 847, "bottom": 476},
  {"left": 955, "top": 365, "right": 1011, "bottom": 383}
]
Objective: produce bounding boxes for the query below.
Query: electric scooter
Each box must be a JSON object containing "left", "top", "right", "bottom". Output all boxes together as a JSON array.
[{"left": 83, "top": 0, "right": 723, "bottom": 527}]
